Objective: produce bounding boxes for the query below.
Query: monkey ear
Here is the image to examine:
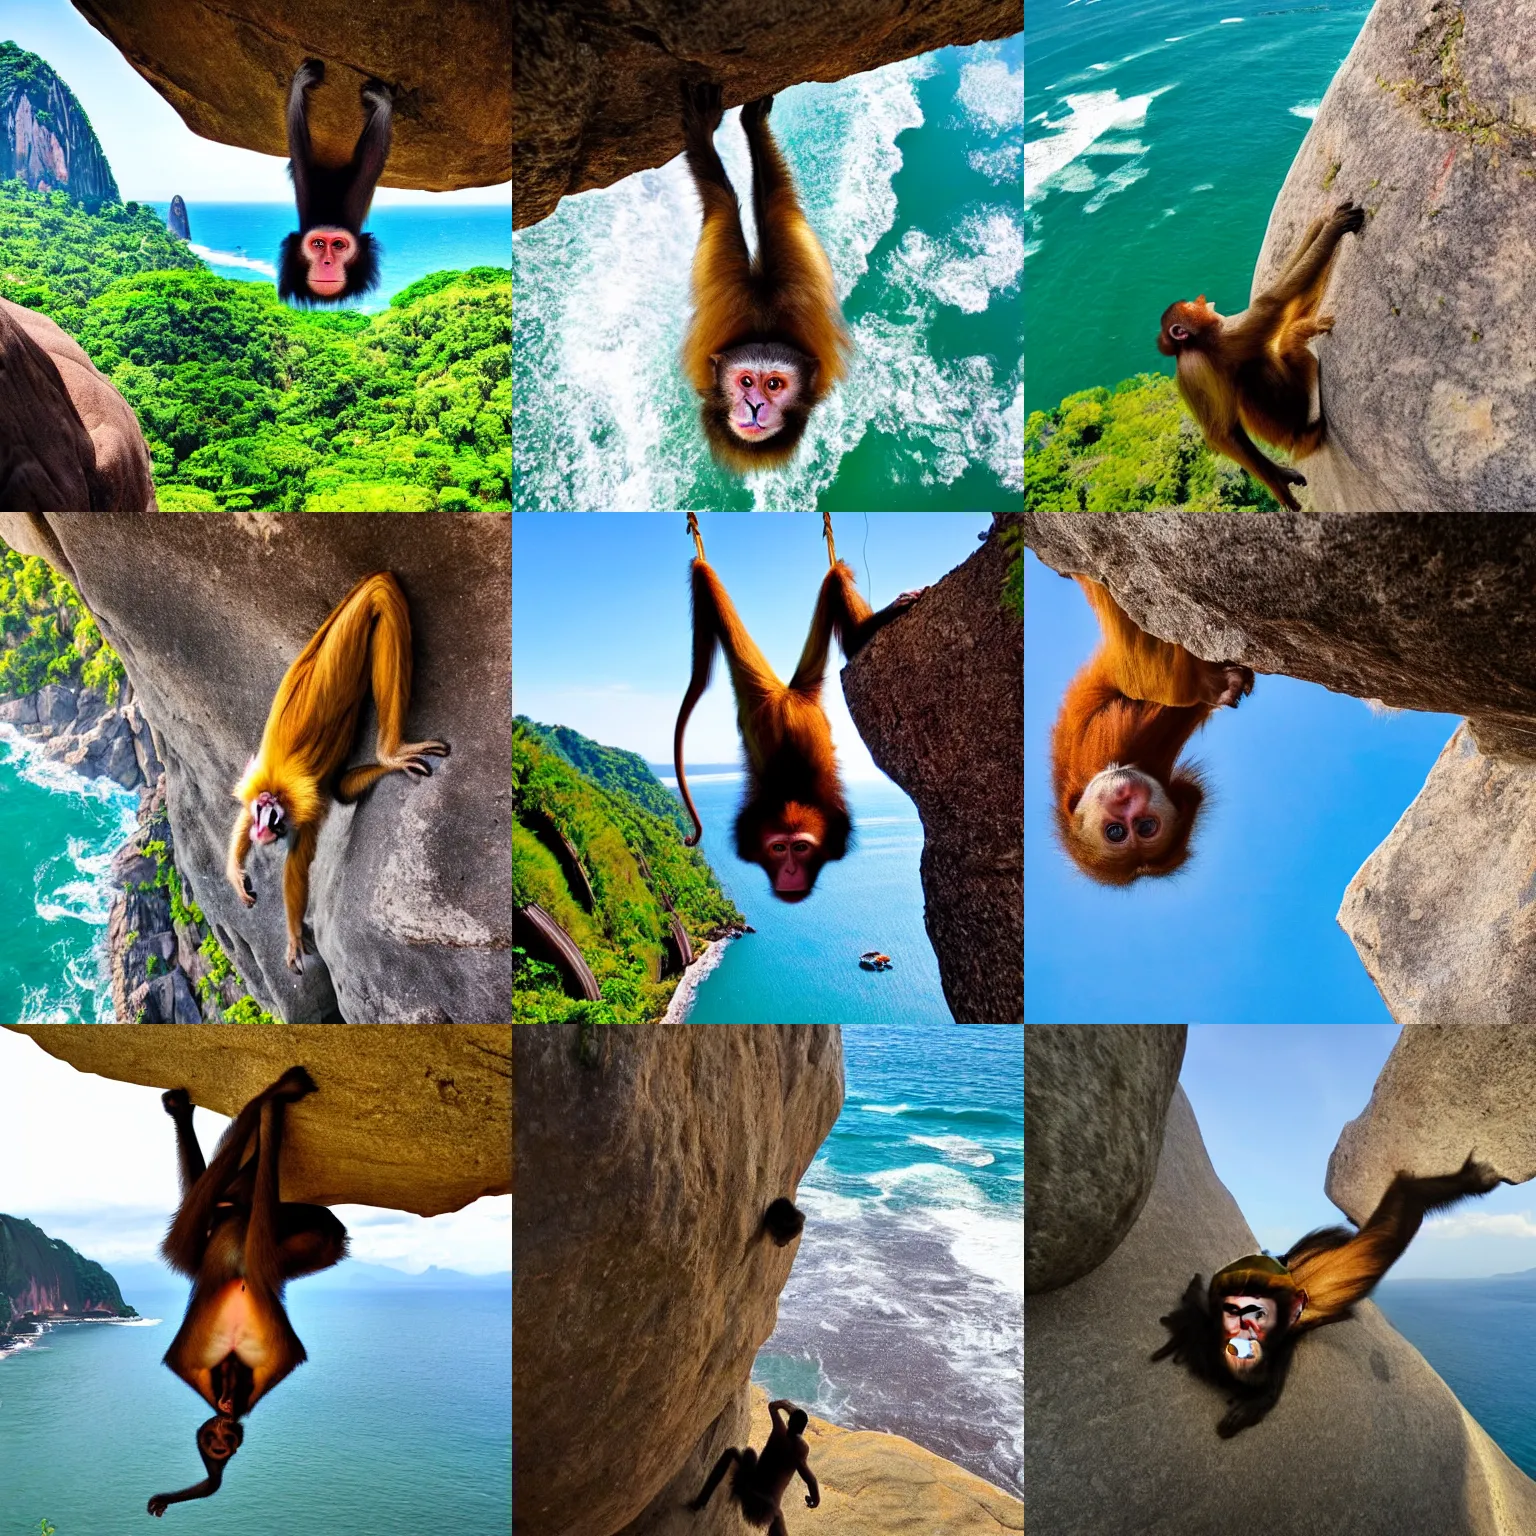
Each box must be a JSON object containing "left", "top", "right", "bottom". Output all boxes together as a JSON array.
[
  {"left": 709, "top": 353, "right": 724, "bottom": 384},
  {"left": 802, "top": 359, "right": 819, "bottom": 394}
]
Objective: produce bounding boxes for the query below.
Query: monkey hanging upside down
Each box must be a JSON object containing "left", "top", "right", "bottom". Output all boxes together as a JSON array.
[{"left": 226, "top": 572, "right": 448, "bottom": 974}]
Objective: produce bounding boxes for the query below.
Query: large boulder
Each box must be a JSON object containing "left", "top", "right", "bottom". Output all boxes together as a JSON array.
[
  {"left": 1026, "top": 1024, "right": 1186, "bottom": 1293},
  {"left": 842, "top": 516, "right": 1022, "bottom": 1023},
  {"left": 1254, "top": 0, "right": 1536, "bottom": 510},
  {"left": 1027, "top": 1085, "right": 1536, "bottom": 1534},
  {"left": 514, "top": 0, "right": 1020, "bottom": 227},
  {"left": 11, "top": 1024, "right": 511, "bottom": 1215},
  {"left": 1327, "top": 1023, "right": 1536, "bottom": 1222},
  {"left": 513, "top": 1024, "right": 843, "bottom": 1536},
  {"left": 0, "top": 511, "right": 512, "bottom": 1024},
  {"left": 0, "top": 298, "right": 156, "bottom": 511},
  {"left": 69, "top": 0, "right": 509, "bottom": 190}
]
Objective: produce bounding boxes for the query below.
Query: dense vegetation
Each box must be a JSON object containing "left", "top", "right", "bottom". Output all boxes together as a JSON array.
[
  {"left": 515, "top": 717, "right": 689, "bottom": 831},
  {"left": 1025, "top": 373, "right": 1285, "bottom": 511},
  {"left": 513, "top": 722, "right": 743, "bottom": 1026},
  {"left": 0, "top": 179, "right": 510, "bottom": 509},
  {"left": 0, "top": 550, "right": 124, "bottom": 703}
]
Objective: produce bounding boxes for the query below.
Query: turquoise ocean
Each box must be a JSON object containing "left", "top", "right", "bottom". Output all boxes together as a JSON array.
[
  {"left": 1025, "top": 0, "right": 1371, "bottom": 414},
  {"left": 0, "top": 728, "right": 136, "bottom": 1025},
  {"left": 513, "top": 39, "right": 1023, "bottom": 511},
  {"left": 752, "top": 1023, "right": 1023, "bottom": 1496},
  {"left": 661, "top": 771, "right": 952, "bottom": 1024},
  {"left": 0, "top": 1283, "right": 511, "bottom": 1533},
  {"left": 146, "top": 202, "right": 512, "bottom": 310}
]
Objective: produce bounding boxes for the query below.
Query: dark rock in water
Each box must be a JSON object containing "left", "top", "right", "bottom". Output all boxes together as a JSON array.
[
  {"left": 0, "top": 42, "right": 120, "bottom": 210},
  {"left": 167, "top": 193, "right": 190, "bottom": 240}
]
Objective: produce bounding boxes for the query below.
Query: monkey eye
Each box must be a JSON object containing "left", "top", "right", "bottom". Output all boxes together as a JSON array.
[
  {"left": 1133, "top": 817, "right": 1159, "bottom": 838},
  {"left": 740, "top": 373, "right": 754, "bottom": 388},
  {"left": 766, "top": 376, "right": 784, "bottom": 392},
  {"left": 1104, "top": 822, "right": 1127, "bottom": 843}
]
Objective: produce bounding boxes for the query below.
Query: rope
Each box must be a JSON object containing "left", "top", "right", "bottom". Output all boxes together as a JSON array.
[
  {"left": 686, "top": 511, "right": 705, "bottom": 561},
  {"left": 822, "top": 511, "right": 836, "bottom": 568}
]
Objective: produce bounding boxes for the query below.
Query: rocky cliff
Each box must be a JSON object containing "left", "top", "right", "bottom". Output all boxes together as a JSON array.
[
  {"left": 1254, "top": 0, "right": 1536, "bottom": 510},
  {"left": 0, "top": 1212, "right": 136, "bottom": 1327},
  {"left": 842, "top": 516, "right": 1022, "bottom": 1023},
  {"left": 0, "top": 43, "right": 119, "bottom": 210},
  {"left": 13, "top": 1024, "right": 511, "bottom": 1216},
  {"left": 0, "top": 512, "right": 511, "bottom": 1024},
  {"left": 69, "top": 0, "right": 509, "bottom": 191},
  {"left": 1022, "top": 512, "right": 1536, "bottom": 1023},
  {"left": 166, "top": 194, "right": 189, "bottom": 240},
  {"left": 514, "top": 0, "right": 1020, "bottom": 226}
]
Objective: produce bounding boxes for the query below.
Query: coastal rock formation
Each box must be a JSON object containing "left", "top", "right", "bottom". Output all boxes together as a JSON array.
[
  {"left": 842, "top": 516, "right": 1022, "bottom": 1023},
  {"left": 0, "top": 678, "right": 161, "bottom": 791},
  {"left": 1023, "top": 512, "right": 1536, "bottom": 1022},
  {"left": 166, "top": 194, "right": 190, "bottom": 240},
  {"left": 12, "top": 1023, "right": 511, "bottom": 1216},
  {"left": 512, "top": 1024, "right": 843, "bottom": 1536},
  {"left": 0, "top": 512, "right": 511, "bottom": 1024},
  {"left": 0, "top": 1212, "right": 137, "bottom": 1326},
  {"left": 0, "top": 42, "right": 120, "bottom": 208},
  {"left": 1026, "top": 1024, "right": 1186, "bottom": 1293},
  {"left": 1327, "top": 1024, "right": 1536, "bottom": 1222},
  {"left": 69, "top": 0, "right": 510, "bottom": 190},
  {"left": 514, "top": 0, "right": 1020, "bottom": 227},
  {"left": 0, "top": 299, "right": 158, "bottom": 511},
  {"left": 1027, "top": 1083, "right": 1536, "bottom": 1534},
  {"left": 1255, "top": 0, "right": 1536, "bottom": 510}
]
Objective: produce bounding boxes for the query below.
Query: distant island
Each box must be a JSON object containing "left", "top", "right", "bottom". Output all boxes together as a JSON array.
[{"left": 0, "top": 1212, "right": 137, "bottom": 1347}]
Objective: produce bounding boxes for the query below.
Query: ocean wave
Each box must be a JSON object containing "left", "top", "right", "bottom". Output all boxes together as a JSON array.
[
  {"left": 888, "top": 208, "right": 1023, "bottom": 315},
  {"left": 909, "top": 1133, "right": 997, "bottom": 1168},
  {"left": 1025, "top": 86, "right": 1173, "bottom": 207},
  {"left": 190, "top": 242, "right": 278, "bottom": 277},
  {"left": 956, "top": 54, "right": 1023, "bottom": 136},
  {"left": 930, "top": 1206, "right": 1023, "bottom": 1294},
  {"left": 0, "top": 725, "right": 139, "bottom": 814}
]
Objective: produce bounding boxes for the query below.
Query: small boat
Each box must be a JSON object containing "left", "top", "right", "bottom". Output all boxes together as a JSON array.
[{"left": 859, "top": 951, "right": 894, "bottom": 971}]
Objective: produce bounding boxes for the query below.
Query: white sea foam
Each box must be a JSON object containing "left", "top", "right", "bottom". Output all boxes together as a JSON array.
[
  {"left": 931, "top": 1206, "right": 1024, "bottom": 1294},
  {"left": 663, "top": 933, "right": 734, "bottom": 1023},
  {"left": 190, "top": 243, "right": 277, "bottom": 277},
  {"left": 888, "top": 209, "right": 1023, "bottom": 315},
  {"left": 1290, "top": 102, "right": 1320, "bottom": 120},
  {"left": 910, "top": 1134, "right": 997, "bottom": 1168},
  {"left": 956, "top": 56, "right": 1023, "bottom": 136},
  {"left": 859, "top": 1102, "right": 911, "bottom": 1114},
  {"left": 1025, "top": 87, "right": 1172, "bottom": 206}
]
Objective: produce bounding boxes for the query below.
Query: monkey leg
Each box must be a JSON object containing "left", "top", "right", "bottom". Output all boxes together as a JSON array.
[
  {"left": 341, "top": 79, "right": 394, "bottom": 232},
  {"left": 1263, "top": 201, "right": 1363, "bottom": 308},
  {"left": 689, "top": 1447, "right": 740, "bottom": 1510},
  {"left": 282, "top": 824, "right": 319, "bottom": 974},
  {"left": 163, "top": 1090, "right": 207, "bottom": 1199},
  {"left": 1214, "top": 421, "right": 1306, "bottom": 511}
]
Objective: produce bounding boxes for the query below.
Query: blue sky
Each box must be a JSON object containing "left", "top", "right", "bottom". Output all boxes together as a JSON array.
[
  {"left": 5, "top": 1, "right": 509, "bottom": 203},
  {"left": 1024, "top": 551, "right": 1464, "bottom": 1022},
  {"left": 513, "top": 513, "right": 993, "bottom": 771},
  {"left": 1184, "top": 1026, "right": 1536, "bottom": 1280}
]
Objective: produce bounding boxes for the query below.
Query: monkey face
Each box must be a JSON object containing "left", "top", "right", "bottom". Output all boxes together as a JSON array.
[
  {"left": 197, "top": 1414, "right": 244, "bottom": 1462},
  {"left": 761, "top": 826, "right": 822, "bottom": 898},
  {"left": 301, "top": 225, "right": 358, "bottom": 297},
  {"left": 250, "top": 791, "right": 287, "bottom": 845},
  {"left": 710, "top": 343, "right": 813, "bottom": 442},
  {"left": 1072, "top": 767, "right": 1176, "bottom": 862}
]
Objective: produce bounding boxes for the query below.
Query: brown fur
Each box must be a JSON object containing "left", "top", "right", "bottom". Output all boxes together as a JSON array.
[
  {"left": 226, "top": 572, "right": 447, "bottom": 971},
  {"left": 1156, "top": 200, "right": 1364, "bottom": 510},
  {"left": 680, "top": 84, "right": 849, "bottom": 473},
  {"left": 1050, "top": 575, "right": 1251, "bottom": 886}
]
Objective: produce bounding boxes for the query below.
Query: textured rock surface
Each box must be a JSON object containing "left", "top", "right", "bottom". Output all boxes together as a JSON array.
[
  {"left": 1022, "top": 513, "right": 1536, "bottom": 755},
  {"left": 1026, "top": 1024, "right": 1186, "bottom": 1293},
  {"left": 69, "top": 0, "right": 510, "bottom": 190},
  {"left": 512, "top": 1024, "right": 843, "bottom": 1536},
  {"left": 0, "top": 512, "right": 511, "bottom": 1023},
  {"left": 0, "top": 299, "right": 157, "bottom": 511},
  {"left": 1027, "top": 1085, "right": 1536, "bottom": 1534},
  {"left": 1254, "top": 0, "right": 1536, "bottom": 510},
  {"left": 1339, "top": 725, "right": 1536, "bottom": 1024},
  {"left": 843, "top": 517, "right": 1022, "bottom": 1023},
  {"left": 0, "top": 42, "right": 120, "bottom": 207},
  {"left": 514, "top": 0, "right": 1020, "bottom": 227},
  {"left": 12, "top": 1024, "right": 511, "bottom": 1215},
  {"left": 616, "top": 1383, "right": 1022, "bottom": 1536},
  {"left": 1327, "top": 1024, "right": 1536, "bottom": 1222}
]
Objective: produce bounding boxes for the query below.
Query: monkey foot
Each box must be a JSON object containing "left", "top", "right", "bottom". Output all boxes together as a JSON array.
[
  {"left": 1215, "top": 665, "right": 1255, "bottom": 709},
  {"left": 272, "top": 1065, "right": 318, "bottom": 1102},
  {"left": 297, "top": 58, "right": 325, "bottom": 88},
  {"left": 742, "top": 94, "right": 775, "bottom": 127},
  {"left": 162, "top": 1086, "right": 192, "bottom": 1116},
  {"left": 681, "top": 79, "right": 724, "bottom": 138},
  {"left": 238, "top": 874, "right": 257, "bottom": 908}
]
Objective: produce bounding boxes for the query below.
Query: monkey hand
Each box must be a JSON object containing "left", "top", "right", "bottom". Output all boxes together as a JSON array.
[
  {"left": 232, "top": 872, "right": 257, "bottom": 909},
  {"left": 806, "top": 1493, "right": 820, "bottom": 1508},
  {"left": 1212, "top": 665, "right": 1255, "bottom": 710},
  {"left": 741, "top": 94, "right": 775, "bottom": 129},
  {"left": 1331, "top": 200, "right": 1366, "bottom": 235},
  {"left": 286, "top": 929, "right": 316, "bottom": 975},
  {"left": 273, "top": 1065, "right": 318, "bottom": 1103},
  {"left": 161, "top": 1086, "right": 192, "bottom": 1117},
  {"left": 681, "top": 80, "right": 724, "bottom": 141},
  {"left": 295, "top": 58, "right": 325, "bottom": 91},
  {"left": 147, "top": 1494, "right": 170, "bottom": 1516},
  {"left": 361, "top": 77, "right": 393, "bottom": 109}
]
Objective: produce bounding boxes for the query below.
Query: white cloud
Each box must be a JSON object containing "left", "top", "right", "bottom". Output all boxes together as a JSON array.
[{"left": 1423, "top": 1209, "right": 1536, "bottom": 1240}]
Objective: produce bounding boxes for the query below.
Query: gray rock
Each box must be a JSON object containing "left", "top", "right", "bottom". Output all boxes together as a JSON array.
[
  {"left": 1026, "top": 1024, "right": 1186, "bottom": 1293},
  {"left": 0, "top": 513, "right": 512, "bottom": 1023},
  {"left": 0, "top": 695, "right": 38, "bottom": 725},
  {"left": 1026, "top": 1087, "right": 1536, "bottom": 1534},
  {"left": 65, "top": 713, "right": 144, "bottom": 789},
  {"left": 1327, "top": 1024, "right": 1536, "bottom": 1224},
  {"left": 34, "top": 683, "right": 77, "bottom": 730},
  {"left": 141, "top": 969, "right": 201, "bottom": 1024},
  {"left": 72, "top": 686, "right": 107, "bottom": 729},
  {"left": 843, "top": 517, "right": 1022, "bottom": 1023},
  {"left": 1255, "top": 0, "right": 1536, "bottom": 511}
]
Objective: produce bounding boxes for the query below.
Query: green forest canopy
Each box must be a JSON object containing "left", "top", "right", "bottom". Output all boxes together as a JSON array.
[{"left": 0, "top": 179, "right": 509, "bottom": 510}]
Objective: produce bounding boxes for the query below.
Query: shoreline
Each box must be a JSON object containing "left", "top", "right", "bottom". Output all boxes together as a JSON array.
[{"left": 659, "top": 932, "right": 736, "bottom": 1023}]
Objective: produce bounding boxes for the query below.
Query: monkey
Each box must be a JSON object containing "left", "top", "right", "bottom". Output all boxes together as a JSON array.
[
  {"left": 762, "top": 1198, "right": 805, "bottom": 1248},
  {"left": 689, "top": 1397, "right": 821, "bottom": 1531},
  {"left": 148, "top": 1068, "right": 348, "bottom": 1514},
  {"left": 226, "top": 571, "right": 448, "bottom": 974},
  {"left": 278, "top": 59, "right": 392, "bottom": 305},
  {"left": 1157, "top": 200, "right": 1365, "bottom": 510},
  {"left": 680, "top": 80, "right": 850, "bottom": 473},
  {"left": 1051, "top": 574, "right": 1252, "bottom": 886},
  {"left": 673, "top": 520, "right": 920, "bottom": 901},
  {"left": 1152, "top": 1156, "right": 1503, "bottom": 1438}
]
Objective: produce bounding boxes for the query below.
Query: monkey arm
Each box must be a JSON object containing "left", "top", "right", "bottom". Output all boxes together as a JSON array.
[
  {"left": 787, "top": 561, "right": 914, "bottom": 690},
  {"left": 741, "top": 99, "right": 802, "bottom": 273},
  {"left": 341, "top": 84, "right": 394, "bottom": 234},
  {"left": 285, "top": 62, "right": 323, "bottom": 226},
  {"left": 688, "top": 1447, "right": 740, "bottom": 1510},
  {"left": 226, "top": 806, "right": 254, "bottom": 902},
  {"left": 281, "top": 823, "right": 319, "bottom": 973},
  {"left": 796, "top": 1448, "right": 821, "bottom": 1507},
  {"left": 240, "top": 1098, "right": 308, "bottom": 1406},
  {"left": 1205, "top": 418, "right": 1306, "bottom": 511},
  {"left": 147, "top": 1469, "right": 224, "bottom": 1515}
]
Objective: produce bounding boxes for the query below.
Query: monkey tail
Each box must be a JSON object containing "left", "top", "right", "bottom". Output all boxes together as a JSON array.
[{"left": 674, "top": 698, "right": 706, "bottom": 847}]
